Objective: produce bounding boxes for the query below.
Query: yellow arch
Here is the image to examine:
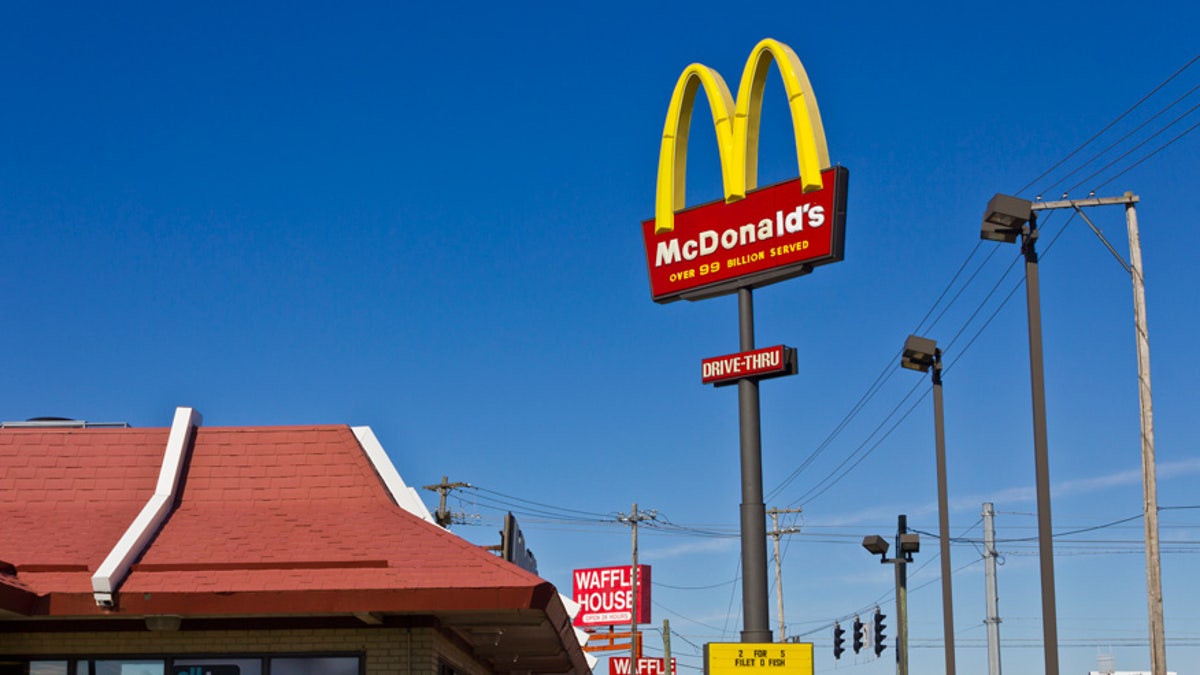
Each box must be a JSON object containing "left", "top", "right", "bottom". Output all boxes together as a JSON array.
[{"left": 655, "top": 38, "right": 830, "bottom": 234}]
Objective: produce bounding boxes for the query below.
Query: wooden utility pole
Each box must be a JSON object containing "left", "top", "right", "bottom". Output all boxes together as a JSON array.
[
  {"left": 1125, "top": 197, "right": 1166, "bottom": 675},
  {"left": 422, "top": 476, "right": 470, "bottom": 528},
  {"left": 766, "top": 507, "right": 802, "bottom": 640},
  {"left": 663, "top": 619, "right": 672, "bottom": 675},
  {"left": 982, "top": 503, "right": 1002, "bottom": 675},
  {"left": 618, "top": 504, "right": 656, "bottom": 668}
]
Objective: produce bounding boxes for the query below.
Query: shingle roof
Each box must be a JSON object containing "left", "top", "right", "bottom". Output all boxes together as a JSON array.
[
  {"left": 0, "top": 423, "right": 551, "bottom": 617},
  {"left": 0, "top": 415, "right": 591, "bottom": 673}
]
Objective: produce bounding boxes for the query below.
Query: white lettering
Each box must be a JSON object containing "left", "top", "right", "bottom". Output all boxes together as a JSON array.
[
  {"left": 738, "top": 222, "right": 757, "bottom": 246},
  {"left": 652, "top": 199, "right": 827, "bottom": 268},
  {"left": 785, "top": 205, "right": 805, "bottom": 233},
  {"left": 682, "top": 239, "right": 698, "bottom": 261},
  {"left": 809, "top": 205, "right": 826, "bottom": 228},
  {"left": 720, "top": 229, "right": 738, "bottom": 249},
  {"left": 655, "top": 240, "right": 682, "bottom": 267}
]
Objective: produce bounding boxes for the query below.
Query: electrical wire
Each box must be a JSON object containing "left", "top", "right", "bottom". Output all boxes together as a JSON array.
[
  {"left": 1091, "top": 116, "right": 1200, "bottom": 193},
  {"left": 1065, "top": 99, "right": 1200, "bottom": 194},
  {"left": 1016, "top": 52, "right": 1200, "bottom": 196},
  {"left": 1040, "top": 80, "right": 1200, "bottom": 196}
]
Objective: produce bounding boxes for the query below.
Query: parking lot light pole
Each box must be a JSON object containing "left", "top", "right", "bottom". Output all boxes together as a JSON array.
[
  {"left": 901, "top": 335, "right": 955, "bottom": 675},
  {"left": 981, "top": 194, "right": 1058, "bottom": 675}
]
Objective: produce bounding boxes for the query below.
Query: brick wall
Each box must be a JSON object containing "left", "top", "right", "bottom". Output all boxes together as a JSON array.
[{"left": 0, "top": 626, "right": 491, "bottom": 675}]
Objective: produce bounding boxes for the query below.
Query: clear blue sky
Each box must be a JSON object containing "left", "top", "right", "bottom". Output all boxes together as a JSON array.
[{"left": 3, "top": 2, "right": 1199, "bottom": 674}]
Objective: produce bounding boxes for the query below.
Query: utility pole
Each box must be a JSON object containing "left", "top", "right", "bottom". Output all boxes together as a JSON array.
[
  {"left": 1125, "top": 196, "right": 1165, "bottom": 675},
  {"left": 422, "top": 475, "right": 470, "bottom": 528},
  {"left": 895, "top": 515, "right": 910, "bottom": 675},
  {"left": 766, "top": 507, "right": 802, "bottom": 640},
  {"left": 618, "top": 504, "right": 657, "bottom": 669},
  {"left": 982, "top": 503, "right": 1002, "bottom": 675},
  {"left": 663, "top": 619, "right": 672, "bottom": 675}
]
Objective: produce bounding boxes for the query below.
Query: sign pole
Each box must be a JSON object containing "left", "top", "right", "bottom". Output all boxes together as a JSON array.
[{"left": 737, "top": 287, "right": 772, "bottom": 643}]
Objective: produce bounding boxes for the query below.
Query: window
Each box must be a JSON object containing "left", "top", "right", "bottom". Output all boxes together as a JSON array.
[
  {"left": 1, "top": 657, "right": 358, "bottom": 675},
  {"left": 174, "top": 660, "right": 261, "bottom": 675},
  {"left": 269, "top": 658, "right": 357, "bottom": 675},
  {"left": 95, "top": 662, "right": 162, "bottom": 675}
]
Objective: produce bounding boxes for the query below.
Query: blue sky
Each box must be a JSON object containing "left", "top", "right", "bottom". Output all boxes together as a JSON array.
[{"left": 3, "top": 2, "right": 1199, "bottom": 674}]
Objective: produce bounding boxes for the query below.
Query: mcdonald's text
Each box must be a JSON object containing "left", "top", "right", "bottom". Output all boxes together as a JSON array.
[{"left": 642, "top": 167, "right": 847, "bottom": 303}]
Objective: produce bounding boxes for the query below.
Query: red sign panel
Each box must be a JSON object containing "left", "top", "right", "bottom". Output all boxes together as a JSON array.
[
  {"left": 701, "top": 345, "right": 796, "bottom": 386},
  {"left": 609, "top": 657, "right": 677, "bottom": 675},
  {"left": 642, "top": 166, "right": 848, "bottom": 303},
  {"left": 573, "top": 565, "right": 651, "bottom": 627}
]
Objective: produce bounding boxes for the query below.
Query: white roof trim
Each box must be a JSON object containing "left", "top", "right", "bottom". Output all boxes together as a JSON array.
[
  {"left": 351, "top": 426, "right": 435, "bottom": 524},
  {"left": 91, "top": 406, "right": 200, "bottom": 607}
]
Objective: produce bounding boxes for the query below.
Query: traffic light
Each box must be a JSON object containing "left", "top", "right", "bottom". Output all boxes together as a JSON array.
[
  {"left": 833, "top": 622, "right": 846, "bottom": 660},
  {"left": 852, "top": 617, "right": 863, "bottom": 654},
  {"left": 873, "top": 609, "right": 887, "bottom": 657}
]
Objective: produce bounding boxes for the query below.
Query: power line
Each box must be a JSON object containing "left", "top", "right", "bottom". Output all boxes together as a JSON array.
[
  {"left": 1065, "top": 98, "right": 1200, "bottom": 194},
  {"left": 1040, "top": 79, "right": 1200, "bottom": 196},
  {"left": 1016, "top": 52, "right": 1200, "bottom": 196},
  {"left": 1092, "top": 116, "right": 1200, "bottom": 192}
]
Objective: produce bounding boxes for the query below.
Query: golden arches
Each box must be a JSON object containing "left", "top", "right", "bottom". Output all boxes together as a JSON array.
[{"left": 655, "top": 38, "right": 830, "bottom": 234}]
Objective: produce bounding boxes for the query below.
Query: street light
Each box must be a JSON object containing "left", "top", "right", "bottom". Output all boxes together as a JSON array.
[
  {"left": 863, "top": 515, "right": 919, "bottom": 675},
  {"left": 900, "top": 334, "right": 956, "bottom": 675},
  {"left": 981, "top": 194, "right": 1033, "bottom": 243},
  {"left": 980, "top": 193, "right": 1060, "bottom": 675}
]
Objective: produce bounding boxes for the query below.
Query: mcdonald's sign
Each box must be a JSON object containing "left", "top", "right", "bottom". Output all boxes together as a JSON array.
[{"left": 641, "top": 39, "right": 848, "bottom": 303}]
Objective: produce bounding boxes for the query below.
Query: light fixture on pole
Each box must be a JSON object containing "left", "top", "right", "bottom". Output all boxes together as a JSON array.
[
  {"left": 863, "top": 515, "right": 919, "bottom": 675},
  {"left": 980, "top": 193, "right": 1059, "bottom": 675},
  {"left": 900, "top": 334, "right": 955, "bottom": 675}
]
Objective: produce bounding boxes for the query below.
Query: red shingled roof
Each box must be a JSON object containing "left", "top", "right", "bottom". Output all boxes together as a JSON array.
[{"left": 0, "top": 424, "right": 552, "bottom": 617}]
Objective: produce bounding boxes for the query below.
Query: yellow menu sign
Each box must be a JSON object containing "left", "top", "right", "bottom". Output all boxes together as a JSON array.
[{"left": 704, "top": 643, "right": 813, "bottom": 675}]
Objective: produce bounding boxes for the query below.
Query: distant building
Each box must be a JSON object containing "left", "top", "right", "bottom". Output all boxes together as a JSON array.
[
  {"left": 1089, "top": 667, "right": 1180, "bottom": 672},
  {"left": 0, "top": 408, "right": 591, "bottom": 674}
]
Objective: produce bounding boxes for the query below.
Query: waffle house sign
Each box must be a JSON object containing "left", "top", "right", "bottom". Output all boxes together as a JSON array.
[{"left": 641, "top": 38, "right": 847, "bottom": 303}]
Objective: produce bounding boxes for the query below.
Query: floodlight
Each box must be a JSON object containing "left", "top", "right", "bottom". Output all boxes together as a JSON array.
[
  {"left": 900, "top": 335, "right": 938, "bottom": 372},
  {"left": 981, "top": 193, "right": 1032, "bottom": 243},
  {"left": 862, "top": 535, "right": 889, "bottom": 556}
]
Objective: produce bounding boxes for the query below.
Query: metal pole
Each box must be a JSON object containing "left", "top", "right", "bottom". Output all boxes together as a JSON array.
[
  {"left": 931, "top": 353, "right": 956, "bottom": 675},
  {"left": 1126, "top": 198, "right": 1166, "bottom": 675},
  {"left": 1022, "top": 216, "right": 1060, "bottom": 675},
  {"left": 896, "top": 515, "right": 909, "bottom": 675},
  {"left": 982, "top": 503, "right": 1003, "bottom": 675},
  {"left": 737, "top": 287, "right": 772, "bottom": 643}
]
